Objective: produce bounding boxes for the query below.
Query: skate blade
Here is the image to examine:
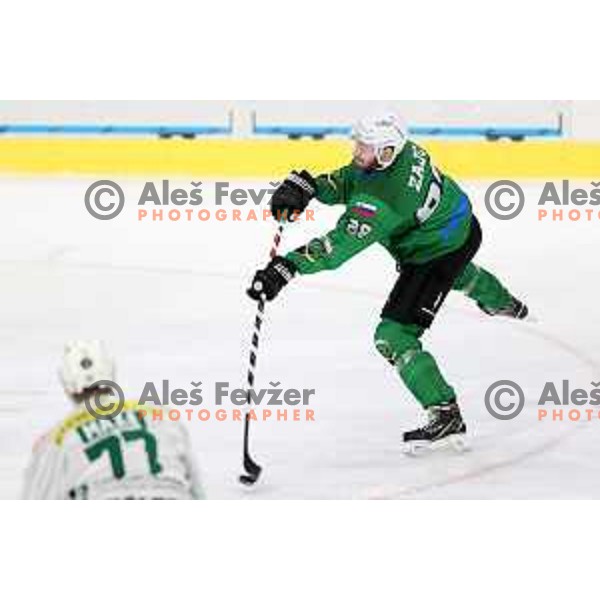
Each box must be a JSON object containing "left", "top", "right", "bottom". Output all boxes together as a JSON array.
[{"left": 402, "top": 434, "right": 470, "bottom": 457}]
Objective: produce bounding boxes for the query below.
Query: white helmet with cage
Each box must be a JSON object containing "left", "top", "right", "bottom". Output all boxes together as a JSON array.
[
  {"left": 59, "top": 340, "right": 115, "bottom": 395},
  {"left": 352, "top": 113, "right": 408, "bottom": 169}
]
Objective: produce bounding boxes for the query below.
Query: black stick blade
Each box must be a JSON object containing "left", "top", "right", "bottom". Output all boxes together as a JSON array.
[{"left": 239, "top": 454, "right": 262, "bottom": 486}]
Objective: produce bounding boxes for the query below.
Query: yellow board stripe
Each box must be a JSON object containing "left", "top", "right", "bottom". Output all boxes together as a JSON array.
[{"left": 0, "top": 138, "right": 599, "bottom": 178}]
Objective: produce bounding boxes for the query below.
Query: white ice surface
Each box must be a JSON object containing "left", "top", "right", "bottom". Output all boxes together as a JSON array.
[{"left": 1, "top": 176, "right": 599, "bottom": 499}]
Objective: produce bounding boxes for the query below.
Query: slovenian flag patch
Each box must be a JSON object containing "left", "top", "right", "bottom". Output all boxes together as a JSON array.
[{"left": 352, "top": 201, "right": 378, "bottom": 218}]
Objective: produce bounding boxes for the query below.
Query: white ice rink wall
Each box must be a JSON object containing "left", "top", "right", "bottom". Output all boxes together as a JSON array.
[
  {"left": 0, "top": 101, "right": 598, "bottom": 179},
  {"left": 0, "top": 100, "right": 597, "bottom": 137}
]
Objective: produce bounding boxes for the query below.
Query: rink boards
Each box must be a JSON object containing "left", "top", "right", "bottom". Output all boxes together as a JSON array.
[{"left": 0, "top": 139, "right": 599, "bottom": 178}]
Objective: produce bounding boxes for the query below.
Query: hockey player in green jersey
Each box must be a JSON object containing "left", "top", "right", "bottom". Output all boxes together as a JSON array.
[{"left": 248, "top": 114, "right": 528, "bottom": 450}]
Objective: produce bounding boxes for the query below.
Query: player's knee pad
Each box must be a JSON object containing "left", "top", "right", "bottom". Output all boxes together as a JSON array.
[{"left": 374, "top": 320, "right": 422, "bottom": 370}]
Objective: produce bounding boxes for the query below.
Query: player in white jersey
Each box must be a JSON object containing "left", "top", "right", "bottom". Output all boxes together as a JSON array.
[{"left": 22, "top": 341, "right": 205, "bottom": 499}]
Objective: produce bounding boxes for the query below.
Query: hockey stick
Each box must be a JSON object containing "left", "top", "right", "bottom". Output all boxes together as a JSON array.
[{"left": 239, "top": 223, "right": 285, "bottom": 486}]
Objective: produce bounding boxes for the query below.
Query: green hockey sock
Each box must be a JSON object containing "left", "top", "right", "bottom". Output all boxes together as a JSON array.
[
  {"left": 454, "top": 262, "right": 513, "bottom": 312},
  {"left": 374, "top": 319, "right": 456, "bottom": 409}
]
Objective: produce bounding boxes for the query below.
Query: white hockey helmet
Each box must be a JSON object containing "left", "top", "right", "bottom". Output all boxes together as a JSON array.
[
  {"left": 352, "top": 113, "right": 408, "bottom": 169},
  {"left": 60, "top": 340, "right": 115, "bottom": 395}
]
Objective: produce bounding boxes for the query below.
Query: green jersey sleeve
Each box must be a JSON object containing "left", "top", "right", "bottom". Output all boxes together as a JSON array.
[
  {"left": 286, "top": 195, "right": 405, "bottom": 275},
  {"left": 313, "top": 165, "right": 353, "bottom": 206}
]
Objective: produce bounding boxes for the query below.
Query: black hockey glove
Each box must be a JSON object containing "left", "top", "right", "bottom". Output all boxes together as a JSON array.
[
  {"left": 270, "top": 170, "right": 316, "bottom": 222},
  {"left": 247, "top": 256, "right": 298, "bottom": 302}
]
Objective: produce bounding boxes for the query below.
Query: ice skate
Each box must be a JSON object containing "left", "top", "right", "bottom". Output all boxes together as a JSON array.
[
  {"left": 402, "top": 401, "right": 469, "bottom": 456},
  {"left": 477, "top": 296, "right": 529, "bottom": 321}
]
